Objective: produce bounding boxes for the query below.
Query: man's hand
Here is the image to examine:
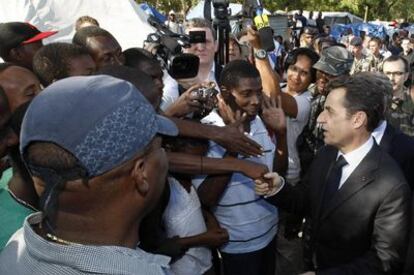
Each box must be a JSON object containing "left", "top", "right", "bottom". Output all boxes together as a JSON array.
[
  {"left": 155, "top": 236, "right": 188, "bottom": 259},
  {"left": 214, "top": 93, "right": 263, "bottom": 156},
  {"left": 217, "top": 93, "right": 240, "bottom": 126},
  {"left": 246, "top": 26, "right": 262, "bottom": 50},
  {"left": 202, "top": 227, "right": 229, "bottom": 248},
  {"left": 254, "top": 172, "right": 284, "bottom": 196},
  {"left": 261, "top": 95, "right": 286, "bottom": 134},
  {"left": 239, "top": 159, "right": 269, "bottom": 179},
  {"left": 164, "top": 84, "right": 204, "bottom": 118},
  {"left": 176, "top": 76, "right": 202, "bottom": 90}
]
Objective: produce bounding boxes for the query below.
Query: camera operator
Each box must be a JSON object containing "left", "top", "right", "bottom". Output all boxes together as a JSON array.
[{"left": 162, "top": 18, "right": 220, "bottom": 113}]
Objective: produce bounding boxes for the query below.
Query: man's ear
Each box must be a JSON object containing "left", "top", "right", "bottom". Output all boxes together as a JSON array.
[
  {"left": 220, "top": 86, "right": 231, "bottom": 101},
  {"left": 131, "top": 158, "right": 149, "bottom": 196},
  {"left": 9, "top": 48, "right": 22, "bottom": 61},
  {"left": 352, "top": 111, "right": 367, "bottom": 130},
  {"left": 404, "top": 72, "right": 409, "bottom": 82}
]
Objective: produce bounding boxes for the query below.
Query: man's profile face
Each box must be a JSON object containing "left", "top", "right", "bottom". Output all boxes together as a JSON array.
[
  {"left": 67, "top": 54, "right": 96, "bottom": 77},
  {"left": 383, "top": 60, "right": 408, "bottom": 95},
  {"left": 316, "top": 69, "right": 336, "bottom": 96},
  {"left": 141, "top": 136, "right": 168, "bottom": 213},
  {"left": 317, "top": 87, "right": 354, "bottom": 149},
  {"left": 184, "top": 27, "right": 217, "bottom": 67},
  {"left": 140, "top": 62, "right": 164, "bottom": 110},
  {"left": 86, "top": 35, "right": 125, "bottom": 69},
  {"left": 13, "top": 41, "right": 43, "bottom": 69},
  {"left": 0, "top": 66, "right": 41, "bottom": 113},
  {"left": 226, "top": 77, "right": 262, "bottom": 121},
  {"left": 287, "top": 54, "right": 313, "bottom": 94}
]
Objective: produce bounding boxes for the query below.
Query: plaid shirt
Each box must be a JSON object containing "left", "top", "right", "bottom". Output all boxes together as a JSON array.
[{"left": 0, "top": 213, "right": 171, "bottom": 275}]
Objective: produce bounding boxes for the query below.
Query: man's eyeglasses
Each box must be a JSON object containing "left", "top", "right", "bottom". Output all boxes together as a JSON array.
[{"left": 384, "top": 71, "right": 406, "bottom": 77}]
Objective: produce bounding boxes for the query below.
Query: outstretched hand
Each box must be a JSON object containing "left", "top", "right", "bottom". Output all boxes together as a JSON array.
[
  {"left": 261, "top": 95, "right": 286, "bottom": 134},
  {"left": 255, "top": 172, "right": 284, "bottom": 197},
  {"left": 215, "top": 94, "right": 263, "bottom": 157}
]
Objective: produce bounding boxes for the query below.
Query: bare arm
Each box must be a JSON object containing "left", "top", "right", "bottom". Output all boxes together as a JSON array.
[
  {"left": 246, "top": 26, "right": 299, "bottom": 118},
  {"left": 167, "top": 152, "right": 269, "bottom": 179},
  {"left": 169, "top": 117, "right": 263, "bottom": 157},
  {"left": 261, "top": 96, "right": 288, "bottom": 176}
]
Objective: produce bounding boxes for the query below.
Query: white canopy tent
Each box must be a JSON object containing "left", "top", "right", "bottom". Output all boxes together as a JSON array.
[
  {"left": 0, "top": 0, "right": 155, "bottom": 50},
  {"left": 186, "top": 1, "right": 270, "bottom": 20}
]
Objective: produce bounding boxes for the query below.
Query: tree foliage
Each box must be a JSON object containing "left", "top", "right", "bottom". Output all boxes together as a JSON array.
[{"left": 140, "top": 0, "right": 414, "bottom": 21}]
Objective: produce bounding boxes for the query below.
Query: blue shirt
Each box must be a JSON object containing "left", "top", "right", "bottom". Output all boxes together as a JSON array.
[{"left": 193, "top": 111, "right": 279, "bottom": 254}]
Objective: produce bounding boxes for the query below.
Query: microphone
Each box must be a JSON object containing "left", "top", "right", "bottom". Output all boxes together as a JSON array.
[{"left": 253, "top": 7, "right": 275, "bottom": 51}]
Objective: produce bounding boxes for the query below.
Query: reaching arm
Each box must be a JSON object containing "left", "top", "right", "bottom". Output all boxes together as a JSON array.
[
  {"left": 169, "top": 117, "right": 263, "bottom": 157},
  {"left": 260, "top": 95, "right": 288, "bottom": 176},
  {"left": 167, "top": 152, "right": 269, "bottom": 179},
  {"left": 246, "top": 26, "right": 299, "bottom": 118}
]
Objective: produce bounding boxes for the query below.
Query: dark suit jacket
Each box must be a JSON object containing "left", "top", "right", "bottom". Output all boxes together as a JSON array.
[
  {"left": 403, "top": 197, "right": 414, "bottom": 275},
  {"left": 379, "top": 123, "right": 414, "bottom": 189},
  {"left": 269, "top": 143, "right": 411, "bottom": 274}
]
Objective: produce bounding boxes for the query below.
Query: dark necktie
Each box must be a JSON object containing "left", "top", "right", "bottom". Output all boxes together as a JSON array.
[{"left": 322, "top": 155, "right": 348, "bottom": 210}]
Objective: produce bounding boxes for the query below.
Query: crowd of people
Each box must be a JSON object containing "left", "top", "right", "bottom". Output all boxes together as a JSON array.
[{"left": 0, "top": 11, "right": 413, "bottom": 275}]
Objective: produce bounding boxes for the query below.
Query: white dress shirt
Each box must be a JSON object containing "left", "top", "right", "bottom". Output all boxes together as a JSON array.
[
  {"left": 371, "top": 120, "right": 387, "bottom": 144},
  {"left": 337, "top": 137, "right": 374, "bottom": 188}
]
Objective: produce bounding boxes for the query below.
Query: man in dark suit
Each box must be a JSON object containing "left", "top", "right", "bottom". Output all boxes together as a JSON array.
[
  {"left": 368, "top": 71, "right": 414, "bottom": 189},
  {"left": 257, "top": 73, "right": 411, "bottom": 274},
  {"left": 374, "top": 121, "right": 414, "bottom": 189}
]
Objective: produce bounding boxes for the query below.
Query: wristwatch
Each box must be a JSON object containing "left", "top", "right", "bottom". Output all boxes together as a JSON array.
[{"left": 254, "top": 49, "right": 267, "bottom": 60}]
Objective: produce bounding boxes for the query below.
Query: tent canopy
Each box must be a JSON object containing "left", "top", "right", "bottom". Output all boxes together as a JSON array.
[
  {"left": 186, "top": 1, "right": 270, "bottom": 20},
  {"left": 0, "top": 0, "right": 155, "bottom": 50}
]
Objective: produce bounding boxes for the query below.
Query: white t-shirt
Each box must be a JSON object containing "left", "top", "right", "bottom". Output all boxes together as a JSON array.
[
  {"left": 285, "top": 90, "right": 312, "bottom": 184},
  {"left": 161, "top": 64, "right": 218, "bottom": 111},
  {"left": 162, "top": 177, "right": 212, "bottom": 275}
]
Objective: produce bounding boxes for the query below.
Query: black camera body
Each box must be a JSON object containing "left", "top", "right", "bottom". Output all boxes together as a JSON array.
[
  {"left": 213, "top": 0, "right": 229, "bottom": 20},
  {"left": 146, "top": 16, "right": 200, "bottom": 79}
]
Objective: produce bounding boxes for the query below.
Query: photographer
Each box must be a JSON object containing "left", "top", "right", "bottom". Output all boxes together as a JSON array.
[{"left": 162, "top": 18, "right": 220, "bottom": 112}]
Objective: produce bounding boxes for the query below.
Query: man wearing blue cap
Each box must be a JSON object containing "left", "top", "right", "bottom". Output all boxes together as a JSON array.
[{"left": 0, "top": 75, "right": 178, "bottom": 274}]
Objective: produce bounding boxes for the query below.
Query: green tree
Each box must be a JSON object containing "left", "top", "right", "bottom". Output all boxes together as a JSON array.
[{"left": 140, "top": 0, "right": 413, "bottom": 21}]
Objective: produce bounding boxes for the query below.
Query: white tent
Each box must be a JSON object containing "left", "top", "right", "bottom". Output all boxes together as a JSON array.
[
  {"left": 0, "top": 0, "right": 155, "bottom": 50},
  {"left": 186, "top": 1, "right": 270, "bottom": 20}
]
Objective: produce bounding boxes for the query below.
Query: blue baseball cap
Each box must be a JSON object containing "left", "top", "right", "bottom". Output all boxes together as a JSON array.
[{"left": 20, "top": 75, "right": 178, "bottom": 177}]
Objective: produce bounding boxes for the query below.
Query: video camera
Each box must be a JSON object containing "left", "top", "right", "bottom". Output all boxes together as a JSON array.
[{"left": 146, "top": 16, "right": 204, "bottom": 79}]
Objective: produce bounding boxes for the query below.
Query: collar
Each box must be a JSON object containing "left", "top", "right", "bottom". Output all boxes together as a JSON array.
[
  {"left": 22, "top": 213, "right": 171, "bottom": 273},
  {"left": 338, "top": 136, "right": 374, "bottom": 167},
  {"left": 371, "top": 120, "right": 387, "bottom": 144},
  {"left": 395, "top": 86, "right": 410, "bottom": 99}
]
